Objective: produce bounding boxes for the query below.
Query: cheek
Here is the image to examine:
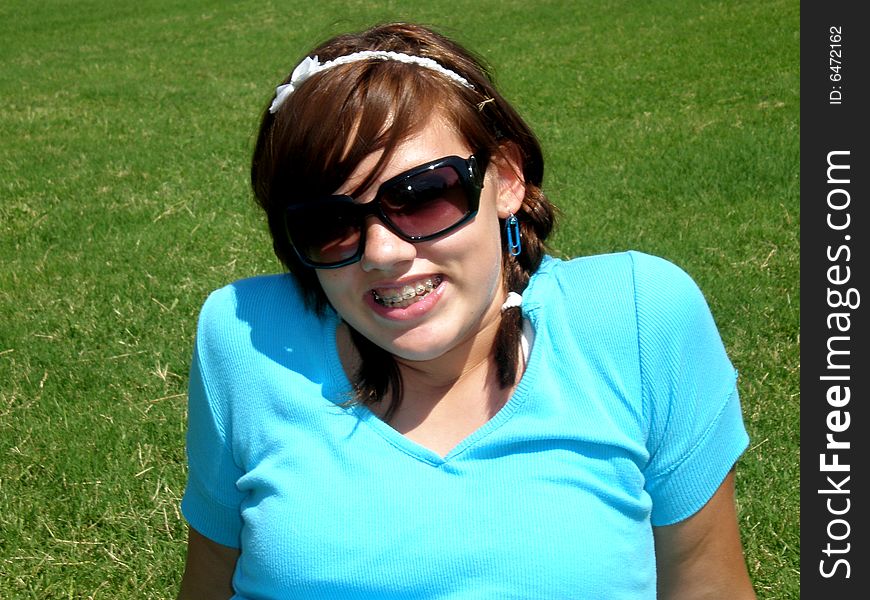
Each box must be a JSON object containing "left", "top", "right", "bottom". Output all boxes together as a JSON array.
[
  {"left": 474, "top": 189, "right": 508, "bottom": 274},
  {"left": 446, "top": 207, "right": 506, "bottom": 297},
  {"left": 315, "top": 270, "right": 355, "bottom": 309},
  {"left": 480, "top": 226, "right": 507, "bottom": 290}
]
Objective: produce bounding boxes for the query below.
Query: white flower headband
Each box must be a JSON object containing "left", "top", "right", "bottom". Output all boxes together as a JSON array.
[{"left": 268, "top": 50, "right": 474, "bottom": 114}]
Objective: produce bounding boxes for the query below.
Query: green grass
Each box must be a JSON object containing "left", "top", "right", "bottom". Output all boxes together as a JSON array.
[{"left": 1, "top": 0, "right": 798, "bottom": 597}]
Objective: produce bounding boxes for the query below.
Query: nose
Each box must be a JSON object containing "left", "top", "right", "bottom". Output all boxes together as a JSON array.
[{"left": 358, "top": 216, "right": 417, "bottom": 272}]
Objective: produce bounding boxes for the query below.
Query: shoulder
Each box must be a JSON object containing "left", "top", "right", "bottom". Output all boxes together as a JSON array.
[
  {"left": 530, "top": 250, "right": 697, "bottom": 292},
  {"left": 197, "top": 273, "right": 303, "bottom": 326},
  {"left": 197, "top": 273, "right": 315, "bottom": 336},
  {"left": 524, "top": 251, "right": 725, "bottom": 385},
  {"left": 527, "top": 251, "right": 707, "bottom": 319},
  {"left": 625, "top": 252, "right": 712, "bottom": 325},
  {"left": 194, "top": 273, "right": 332, "bottom": 368},
  {"left": 522, "top": 252, "right": 642, "bottom": 374},
  {"left": 526, "top": 250, "right": 700, "bottom": 315},
  {"left": 524, "top": 252, "right": 627, "bottom": 312}
]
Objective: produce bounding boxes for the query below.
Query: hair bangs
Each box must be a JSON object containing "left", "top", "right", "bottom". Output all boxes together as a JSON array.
[{"left": 272, "top": 62, "right": 458, "bottom": 208}]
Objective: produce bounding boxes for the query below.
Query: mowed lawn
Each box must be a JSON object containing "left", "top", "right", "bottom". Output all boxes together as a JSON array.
[{"left": 0, "top": 0, "right": 799, "bottom": 597}]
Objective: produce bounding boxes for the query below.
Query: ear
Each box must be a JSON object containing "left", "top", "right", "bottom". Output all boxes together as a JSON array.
[{"left": 490, "top": 143, "right": 526, "bottom": 219}]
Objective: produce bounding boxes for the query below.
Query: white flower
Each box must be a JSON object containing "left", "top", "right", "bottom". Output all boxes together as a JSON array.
[
  {"left": 268, "top": 84, "right": 293, "bottom": 113},
  {"left": 291, "top": 55, "right": 320, "bottom": 86},
  {"left": 269, "top": 55, "right": 321, "bottom": 113}
]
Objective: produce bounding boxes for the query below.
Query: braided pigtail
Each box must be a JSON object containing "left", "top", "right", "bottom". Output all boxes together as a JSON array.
[{"left": 493, "top": 182, "right": 555, "bottom": 386}]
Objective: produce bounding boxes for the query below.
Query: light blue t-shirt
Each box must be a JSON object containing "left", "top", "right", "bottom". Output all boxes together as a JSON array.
[{"left": 182, "top": 251, "right": 749, "bottom": 599}]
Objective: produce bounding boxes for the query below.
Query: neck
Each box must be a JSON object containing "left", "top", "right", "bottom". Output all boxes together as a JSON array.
[
  {"left": 394, "top": 304, "right": 503, "bottom": 396},
  {"left": 335, "top": 295, "right": 511, "bottom": 420},
  {"left": 385, "top": 305, "right": 513, "bottom": 448},
  {"left": 335, "top": 281, "right": 525, "bottom": 432}
]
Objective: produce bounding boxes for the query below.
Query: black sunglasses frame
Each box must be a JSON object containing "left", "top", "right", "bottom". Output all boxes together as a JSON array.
[{"left": 284, "top": 153, "right": 487, "bottom": 269}]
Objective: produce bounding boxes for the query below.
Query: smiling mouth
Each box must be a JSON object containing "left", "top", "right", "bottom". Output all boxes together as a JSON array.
[{"left": 371, "top": 276, "right": 443, "bottom": 308}]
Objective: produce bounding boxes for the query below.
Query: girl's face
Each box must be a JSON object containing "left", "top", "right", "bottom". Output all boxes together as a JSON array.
[{"left": 315, "top": 116, "right": 524, "bottom": 363}]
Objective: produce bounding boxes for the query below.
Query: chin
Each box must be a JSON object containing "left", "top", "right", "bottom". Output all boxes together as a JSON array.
[
  {"left": 384, "top": 336, "right": 452, "bottom": 362},
  {"left": 389, "top": 345, "right": 447, "bottom": 363}
]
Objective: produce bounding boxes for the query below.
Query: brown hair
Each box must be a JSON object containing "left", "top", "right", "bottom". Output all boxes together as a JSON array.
[{"left": 251, "top": 23, "right": 555, "bottom": 419}]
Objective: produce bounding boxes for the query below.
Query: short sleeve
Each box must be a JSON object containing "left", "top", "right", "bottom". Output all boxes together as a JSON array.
[
  {"left": 180, "top": 296, "right": 246, "bottom": 548},
  {"left": 631, "top": 252, "right": 749, "bottom": 526}
]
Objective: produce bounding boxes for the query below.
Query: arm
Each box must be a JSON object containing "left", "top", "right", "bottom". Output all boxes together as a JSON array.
[
  {"left": 177, "top": 526, "right": 240, "bottom": 600},
  {"left": 653, "top": 470, "right": 755, "bottom": 600}
]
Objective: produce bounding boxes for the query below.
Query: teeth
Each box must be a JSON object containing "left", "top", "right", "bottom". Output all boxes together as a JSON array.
[{"left": 373, "top": 276, "right": 442, "bottom": 307}]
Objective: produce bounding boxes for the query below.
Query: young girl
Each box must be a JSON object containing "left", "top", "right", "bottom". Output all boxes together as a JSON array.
[{"left": 178, "top": 22, "right": 756, "bottom": 600}]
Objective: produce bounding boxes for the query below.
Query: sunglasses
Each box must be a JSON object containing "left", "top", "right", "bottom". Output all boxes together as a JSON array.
[{"left": 284, "top": 154, "right": 487, "bottom": 268}]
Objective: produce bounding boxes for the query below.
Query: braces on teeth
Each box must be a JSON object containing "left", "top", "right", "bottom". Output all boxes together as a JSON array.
[{"left": 372, "top": 276, "right": 442, "bottom": 307}]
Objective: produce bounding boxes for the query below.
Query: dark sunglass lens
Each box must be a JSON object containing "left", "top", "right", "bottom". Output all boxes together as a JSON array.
[
  {"left": 381, "top": 166, "right": 469, "bottom": 238},
  {"left": 287, "top": 204, "right": 361, "bottom": 265}
]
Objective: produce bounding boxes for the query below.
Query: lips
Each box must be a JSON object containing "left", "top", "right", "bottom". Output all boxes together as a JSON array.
[{"left": 371, "top": 275, "right": 443, "bottom": 308}]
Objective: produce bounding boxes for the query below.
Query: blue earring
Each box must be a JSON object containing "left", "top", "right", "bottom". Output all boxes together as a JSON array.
[{"left": 506, "top": 213, "right": 521, "bottom": 256}]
